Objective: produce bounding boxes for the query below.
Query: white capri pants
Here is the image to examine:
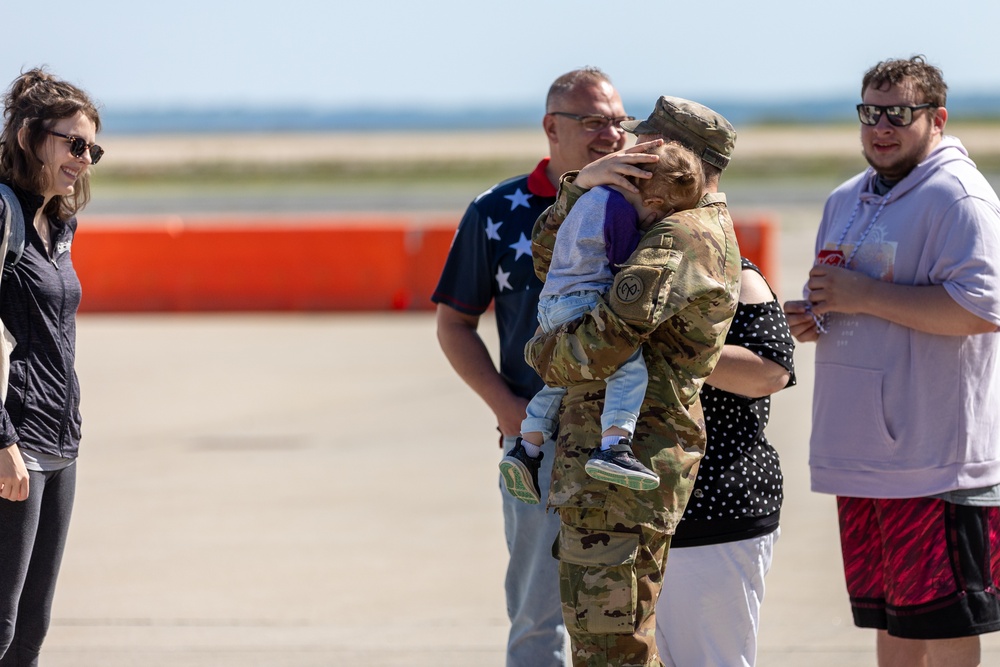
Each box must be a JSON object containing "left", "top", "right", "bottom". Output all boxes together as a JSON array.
[{"left": 655, "top": 529, "right": 779, "bottom": 667}]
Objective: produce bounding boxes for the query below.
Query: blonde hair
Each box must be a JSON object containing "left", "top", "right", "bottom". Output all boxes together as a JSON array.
[{"left": 636, "top": 142, "right": 704, "bottom": 214}]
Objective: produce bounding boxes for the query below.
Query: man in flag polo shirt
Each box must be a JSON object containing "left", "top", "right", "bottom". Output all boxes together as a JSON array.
[{"left": 433, "top": 67, "right": 631, "bottom": 667}]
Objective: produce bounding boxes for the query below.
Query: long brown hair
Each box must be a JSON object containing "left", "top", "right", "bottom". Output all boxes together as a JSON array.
[{"left": 1, "top": 67, "right": 102, "bottom": 220}]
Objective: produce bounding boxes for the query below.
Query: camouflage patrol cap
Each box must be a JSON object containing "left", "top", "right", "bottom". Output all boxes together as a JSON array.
[{"left": 620, "top": 96, "right": 737, "bottom": 170}]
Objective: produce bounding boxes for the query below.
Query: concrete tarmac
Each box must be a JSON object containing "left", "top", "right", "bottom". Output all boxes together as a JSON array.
[
  {"left": 49, "top": 314, "right": 1000, "bottom": 667},
  {"left": 32, "top": 205, "right": 1000, "bottom": 665}
]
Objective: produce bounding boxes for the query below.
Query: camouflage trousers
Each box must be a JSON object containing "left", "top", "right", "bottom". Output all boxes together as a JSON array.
[{"left": 555, "top": 506, "right": 671, "bottom": 667}]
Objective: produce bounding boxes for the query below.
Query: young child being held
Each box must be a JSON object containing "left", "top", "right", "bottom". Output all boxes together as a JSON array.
[{"left": 500, "top": 142, "right": 705, "bottom": 504}]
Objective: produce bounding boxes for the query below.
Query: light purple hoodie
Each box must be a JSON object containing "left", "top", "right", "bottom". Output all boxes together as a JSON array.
[{"left": 809, "top": 136, "right": 1000, "bottom": 498}]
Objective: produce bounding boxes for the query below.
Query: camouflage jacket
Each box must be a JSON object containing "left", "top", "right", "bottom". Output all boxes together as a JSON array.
[{"left": 526, "top": 173, "right": 741, "bottom": 532}]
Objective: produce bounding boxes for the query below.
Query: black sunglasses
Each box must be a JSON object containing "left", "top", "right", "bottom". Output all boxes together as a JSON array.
[
  {"left": 549, "top": 111, "right": 635, "bottom": 132},
  {"left": 47, "top": 130, "right": 104, "bottom": 164},
  {"left": 856, "top": 103, "right": 936, "bottom": 127}
]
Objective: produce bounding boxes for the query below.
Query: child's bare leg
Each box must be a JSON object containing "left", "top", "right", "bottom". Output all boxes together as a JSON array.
[
  {"left": 519, "top": 431, "right": 544, "bottom": 458},
  {"left": 521, "top": 432, "right": 545, "bottom": 447},
  {"left": 600, "top": 425, "right": 630, "bottom": 451}
]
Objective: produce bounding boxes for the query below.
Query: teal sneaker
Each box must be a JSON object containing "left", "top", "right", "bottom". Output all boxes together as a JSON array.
[
  {"left": 584, "top": 439, "right": 660, "bottom": 491},
  {"left": 499, "top": 439, "right": 543, "bottom": 504}
]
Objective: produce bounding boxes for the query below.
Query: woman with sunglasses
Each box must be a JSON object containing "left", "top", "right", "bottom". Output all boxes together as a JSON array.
[{"left": 0, "top": 67, "right": 103, "bottom": 665}]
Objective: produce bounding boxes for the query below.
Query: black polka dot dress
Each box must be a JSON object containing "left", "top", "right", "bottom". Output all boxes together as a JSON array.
[{"left": 671, "top": 258, "right": 797, "bottom": 548}]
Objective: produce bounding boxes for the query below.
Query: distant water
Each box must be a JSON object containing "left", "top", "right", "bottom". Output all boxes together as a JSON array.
[{"left": 102, "top": 94, "right": 1000, "bottom": 135}]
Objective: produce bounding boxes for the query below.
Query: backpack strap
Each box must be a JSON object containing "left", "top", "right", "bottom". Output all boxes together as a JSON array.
[{"left": 0, "top": 185, "right": 25, "bottom": 277}]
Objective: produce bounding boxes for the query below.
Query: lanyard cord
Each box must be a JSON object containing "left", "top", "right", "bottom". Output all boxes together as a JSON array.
[
  {"left": 834, "top": 188, "right": 892, "bottom": 268},
  {"left": 810, "top": 184, "right": 892, "bottom": 334}
]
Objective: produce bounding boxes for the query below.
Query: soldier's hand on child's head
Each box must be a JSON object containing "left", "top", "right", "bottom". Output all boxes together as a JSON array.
[{"left": 576, "top": 140, "right": 664, "bottom": 192}]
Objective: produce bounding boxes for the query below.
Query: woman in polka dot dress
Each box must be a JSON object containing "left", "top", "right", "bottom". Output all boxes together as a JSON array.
[{"left": 655, "top": 257, "right": 796, "bottom": 667}]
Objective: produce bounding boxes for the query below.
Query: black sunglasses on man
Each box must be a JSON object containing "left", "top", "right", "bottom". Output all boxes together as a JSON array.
[{"left": 856, "top": 103, "right": 936, "bottom": 128}]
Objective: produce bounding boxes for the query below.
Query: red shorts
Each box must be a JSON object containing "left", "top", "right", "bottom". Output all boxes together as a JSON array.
[{"left": 838, "top": 496, "right": 1000, "bottom": 639}]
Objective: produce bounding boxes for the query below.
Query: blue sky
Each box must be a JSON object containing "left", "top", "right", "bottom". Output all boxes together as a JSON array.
[{"left": 4, "top": 0, "right": 998, "bottom": 111}]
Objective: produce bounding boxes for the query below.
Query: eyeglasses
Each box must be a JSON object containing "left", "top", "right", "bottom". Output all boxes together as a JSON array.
[
  {"left": 47, "top": 130, "right": 104, "bottom": 164},
  {"left": 549, "top": 111, "right": 635, "bottom": 132},
  {"left": 856, "top": 103, "right": 936, "bottom": 127}
]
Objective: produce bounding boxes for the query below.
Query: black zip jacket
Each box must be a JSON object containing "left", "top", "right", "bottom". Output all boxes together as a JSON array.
[{"left": 0, "top": 184, "right": 82, "bottom": 458}]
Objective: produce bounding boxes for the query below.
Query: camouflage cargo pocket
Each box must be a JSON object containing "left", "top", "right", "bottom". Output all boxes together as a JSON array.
[
  {"left": 610, "top": 245, "right": 682, "bottom": 326},
  {"left": 555, "top": 524, "right": 641, "bottom": 635}
]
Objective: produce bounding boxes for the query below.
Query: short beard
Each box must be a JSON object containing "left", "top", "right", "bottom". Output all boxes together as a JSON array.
[{"left": 862, "top": 149, "right": 922, "bottom": 182}]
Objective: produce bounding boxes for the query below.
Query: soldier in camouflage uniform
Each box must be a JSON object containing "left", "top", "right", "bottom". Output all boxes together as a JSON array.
[{"left": 525, "top": 97, "right": 742, "bottom": 667}]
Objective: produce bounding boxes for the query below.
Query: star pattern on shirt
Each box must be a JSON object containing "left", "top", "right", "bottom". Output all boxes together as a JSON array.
[
  {"left": 495, "top": 266, "right": 512, "bottom": 292},
  {"left": 485, "top": 217, "right": 503, "bottom": 241},
  {"left": 509, "top": 232, "right": 532, "bottom": 261},
  {"left": 504, "top": 188, "right": 532, "bottom": 211}
]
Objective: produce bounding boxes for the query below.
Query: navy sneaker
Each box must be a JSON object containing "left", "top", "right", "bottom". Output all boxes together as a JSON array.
[
  {"left": 499, "top": 438, "right": 543, "bottom": 505},
  {"left": 584, "top": 439, "right": 660, "bottom": 490}
]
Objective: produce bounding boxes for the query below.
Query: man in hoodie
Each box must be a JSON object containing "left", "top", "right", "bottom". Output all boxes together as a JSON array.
[{"left": 784, "top": 55, "right": 1000, "bottom": 667}]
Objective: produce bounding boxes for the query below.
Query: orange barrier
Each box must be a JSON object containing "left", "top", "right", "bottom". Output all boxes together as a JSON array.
[
  {"left": 72, "top": 214, "right": 777, "bottom": 313},
  {"left": 732, "top": 215, "right": 779, "bottom": 290}
]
